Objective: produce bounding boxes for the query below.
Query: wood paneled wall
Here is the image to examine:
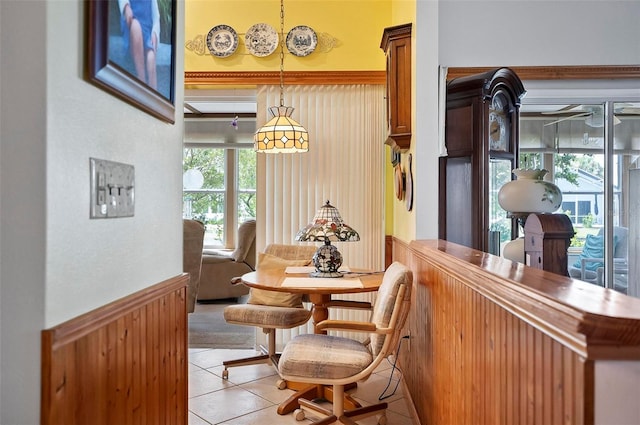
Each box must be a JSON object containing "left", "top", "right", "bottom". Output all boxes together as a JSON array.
[
  {"left": 41, "top": 274, "right": 189, "bottom": 425},
  {"left": 393, "top": 239, "right": 640, "bottom": 425}
]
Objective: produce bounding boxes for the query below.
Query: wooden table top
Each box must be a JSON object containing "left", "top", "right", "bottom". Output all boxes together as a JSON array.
[{"left": 240, "top": 267, "right": 384, "bottom": 295}]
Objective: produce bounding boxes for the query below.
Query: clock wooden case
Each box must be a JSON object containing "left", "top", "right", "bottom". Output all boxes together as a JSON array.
[
  {"left": 438, "top": 67, "right": 526, "bottom": 252},
  {"left": 380, "top": 23, "right": 411, "bottom": 152}
]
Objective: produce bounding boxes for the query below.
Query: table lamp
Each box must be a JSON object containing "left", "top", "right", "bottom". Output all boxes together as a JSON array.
[
  {"left": 498, "top": 168, "right": 562, "bottom": 263},
  {"left": 295, "top": 200, "right": 360, "bottom": 277}
]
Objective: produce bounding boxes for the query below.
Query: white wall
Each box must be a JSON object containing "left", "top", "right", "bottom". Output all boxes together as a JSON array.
[
  {"left": 0, "top": 1, "right": 47, "bottom": 423},
  {"left": 0, "top": 0, "right": 185, "bottom": 422},
  {"left": 438, "top": 0, "right": 640, "bottom": 67},
  {"left": 414, "top": 0, "right": 441, "bottom": 240},
  {"left": 595, "top": 361, "right": 640, "bottom": 424},
  {"left": 413, "top": 0, "right": 640, "bottom": 240}
]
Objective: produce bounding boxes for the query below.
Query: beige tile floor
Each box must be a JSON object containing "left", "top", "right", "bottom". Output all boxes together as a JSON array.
[{"left": 188, "top": 347, "right": 415, "bottom": 425}]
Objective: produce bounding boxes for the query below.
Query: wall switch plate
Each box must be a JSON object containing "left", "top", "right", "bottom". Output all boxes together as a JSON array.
[{"left": 90, "top": 158, "right": 135, "bottom": 219}]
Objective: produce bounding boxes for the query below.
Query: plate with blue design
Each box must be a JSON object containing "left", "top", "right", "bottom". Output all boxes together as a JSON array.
[
  {"left": 206, "top": 24, "right": 238, "bottom": 58},
  {"left": 286, "top": 25, "right": 318, "bottom": 57},
  {"left": 245, "top": 23, "right": 279, "bottom": 57}
]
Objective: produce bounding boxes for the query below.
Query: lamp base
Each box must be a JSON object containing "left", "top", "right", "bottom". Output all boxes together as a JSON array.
[
  {"left": 310, "top": 243, "right": 343, "bottom": 278},
  {"left": 309, "top": 270, "right": 343, "bottom": 278}
]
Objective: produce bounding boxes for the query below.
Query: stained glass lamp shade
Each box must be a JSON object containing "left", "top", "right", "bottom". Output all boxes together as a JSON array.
[
  {"left": 254, "top": 106, "right": 309, "bottom": 153},
  {"left": 295, "top": 201, "right": 360, "bottom": 278}
]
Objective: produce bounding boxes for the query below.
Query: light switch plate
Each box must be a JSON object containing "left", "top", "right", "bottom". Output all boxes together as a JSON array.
[{"left": 90, "top": 158, "right": 135, "bottom": 219}]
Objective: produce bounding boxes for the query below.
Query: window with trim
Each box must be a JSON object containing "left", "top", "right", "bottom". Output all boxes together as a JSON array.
[{"left": 183, "top": 146, "right": 256, "bottom": 249}]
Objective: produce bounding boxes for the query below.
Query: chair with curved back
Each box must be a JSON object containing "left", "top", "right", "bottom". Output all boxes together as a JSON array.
[
  {"left": 198, "top": 219, "right": 256, "bottom": 301},
  {"left": 183, "top": 219, "right": 205, "bottom": 314},
  {"left": 221, "top": 243, "right": 317, "bottom": 380},
  {"left": 277, "top": 261, "right": 413, "bottom": 425},
  {"left": 568, "top": 226, "right": 628, "bottom": 291}
]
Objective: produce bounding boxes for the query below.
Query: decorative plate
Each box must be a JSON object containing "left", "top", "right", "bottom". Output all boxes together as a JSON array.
[
  {"left": 206, "top": 24, "right": 238, "bottom": 58},
  {"left": 286, "top": 25, "right": 318, "bottom": 57},
  {"left": 245, "top": 23, "right": 279, "bottom": 57}
]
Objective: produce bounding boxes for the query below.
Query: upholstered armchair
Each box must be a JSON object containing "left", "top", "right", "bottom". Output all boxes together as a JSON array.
[
  {"left": 183, "top": 219, "right": 205, "bottom": 313},
  {"left": 197, "top": 219, "right": 256, "bottom": 301},
  {"left": 568, "top": 226, "right": 628, "bottom": 290}
]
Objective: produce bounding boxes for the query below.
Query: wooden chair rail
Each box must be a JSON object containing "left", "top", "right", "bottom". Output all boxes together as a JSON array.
[
  {"left": 41, "top": 274, "right": 189, "bottom": 425},
  {"left": 410, "top": 240, "right": 640, "bottom": 360},
  {"left": 396, "top": 238, "right": 640, "bottom": 425}
]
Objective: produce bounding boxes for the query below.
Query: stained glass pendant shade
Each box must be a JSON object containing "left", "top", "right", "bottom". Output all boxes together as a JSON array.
[
  {"left": 254, "top": 106, "right": 309, "bottom": 152},
  {"left": 253, "top": 0, "right": 309, "bottom": 153}
]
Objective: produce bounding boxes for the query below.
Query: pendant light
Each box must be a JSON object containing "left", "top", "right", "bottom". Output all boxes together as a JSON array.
[{"left": 254, "top": 0, "right": 309, "bottom": 153}]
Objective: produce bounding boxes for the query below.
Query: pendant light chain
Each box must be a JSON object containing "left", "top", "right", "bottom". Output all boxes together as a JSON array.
[
  {"left": 279, "top": 0, "right": 285, "bottom": 107},
  {"left": 253, "top": 0, "right": 309, "bottom": 153}
]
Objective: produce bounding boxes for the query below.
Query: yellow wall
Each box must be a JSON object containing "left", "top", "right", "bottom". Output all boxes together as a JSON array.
[
  {"left": 185, "top": 0, "right": 392, "bottom": 73},
  {"left": 185, "top": 0, "right": 416, "bottom": 241}
]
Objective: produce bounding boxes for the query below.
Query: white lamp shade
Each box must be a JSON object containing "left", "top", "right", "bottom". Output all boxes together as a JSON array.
[
  {"left": 498, "top": 169, "right": 562, "bottom": 214},
  {"left": 502, "top": 237, "right": 525, "bottom": 263}
]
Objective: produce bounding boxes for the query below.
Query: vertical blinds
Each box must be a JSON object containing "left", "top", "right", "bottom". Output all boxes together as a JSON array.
[{"left": 255, "top": 84, "right": 386, "bottom": 345}]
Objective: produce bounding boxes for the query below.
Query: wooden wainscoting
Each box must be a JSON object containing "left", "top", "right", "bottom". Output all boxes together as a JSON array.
[
  {"left": 392, "top": 238, "right": 640, "bottom": 425},
  {"left": 41, "top": 274, "right": 189, "bottom": 425}
]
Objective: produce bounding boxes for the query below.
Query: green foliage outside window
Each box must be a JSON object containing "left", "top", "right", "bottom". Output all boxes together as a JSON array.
[
  {"left": 237, "top": 148, "right": 257, "bottom": 222},
  {"left": 183, "top": 147, "right": 256, "bottom": 246}
]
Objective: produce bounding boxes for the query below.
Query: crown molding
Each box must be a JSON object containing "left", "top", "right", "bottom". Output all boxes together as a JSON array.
[
  {"left": 447, "top": 66, "right": 640, "bottom": 81},
  {"left": 184, "top": 71, "right": 386, "bottom": 86}
]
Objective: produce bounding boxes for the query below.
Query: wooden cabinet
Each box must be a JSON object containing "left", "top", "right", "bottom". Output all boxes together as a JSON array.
[
  {"left": 380, "top": 23, "right": 411, "bottom": 152},
  {"left": 438, "top": 68, "right": 526, "bottom": 252}
]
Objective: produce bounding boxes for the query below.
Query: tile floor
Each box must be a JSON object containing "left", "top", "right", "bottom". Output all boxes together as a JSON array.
[{"left": 188, "top": 347, "right": 415, "bottom": 424}]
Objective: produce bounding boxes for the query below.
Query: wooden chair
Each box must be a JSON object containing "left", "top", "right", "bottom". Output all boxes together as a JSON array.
[{"left": 277, "top": 261, "right": 413, "bottom": 424}]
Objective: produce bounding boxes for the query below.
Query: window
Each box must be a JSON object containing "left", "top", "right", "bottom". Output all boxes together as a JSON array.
[
  {"left": 519, "top": 101, "right": 640, "bottom": 296},
  {"left": 183, "top": 146, "right": 256, "bottom": 248}
]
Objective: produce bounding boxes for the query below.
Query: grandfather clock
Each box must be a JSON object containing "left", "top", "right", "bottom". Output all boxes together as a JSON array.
[{"left": 438, "top": 68, "right": 526, "bottom": 252}]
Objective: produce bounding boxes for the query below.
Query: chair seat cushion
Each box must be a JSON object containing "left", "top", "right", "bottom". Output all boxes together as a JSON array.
[
  {"left": 223, "top": 304, "right": 311, "bottom": 328},
  {"left": 279, "top": 334, "right": 373, "bottom": 380}
]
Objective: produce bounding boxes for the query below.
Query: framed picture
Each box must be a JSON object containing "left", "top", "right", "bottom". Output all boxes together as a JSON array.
[{"left": 88, "top": 0, "right": 176, "bottom": 124}]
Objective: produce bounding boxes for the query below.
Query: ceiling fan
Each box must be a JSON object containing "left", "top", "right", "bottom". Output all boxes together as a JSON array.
[{"left": 541, "top": 104, "right": 639, "bottom": 127}]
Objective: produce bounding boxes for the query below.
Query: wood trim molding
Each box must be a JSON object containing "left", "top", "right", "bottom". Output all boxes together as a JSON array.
[
  {"left": 45, "top": 274, "right": 188, "bottom": 348},
  {"left": 446, "top": 65, "right": 640, "bottom": 81},
  {"left": 184, "top": 70, "right": 386, "bottom": 86},
  {"left": 398, "top": 239, "right": 596, "bottom": 425},
  {"left": 409, "top": 240, "right": 640, "bottom": 359},
  {"left": 184, "top": 66, "right": 640, "bottom": 85},
  {"left": 41, "top": 274, "right": 189, "bottom": 425}
]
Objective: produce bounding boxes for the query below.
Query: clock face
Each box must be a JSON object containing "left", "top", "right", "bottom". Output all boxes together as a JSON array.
[{"left": 489, "top": 93, "right": 511, "bottom": 152}]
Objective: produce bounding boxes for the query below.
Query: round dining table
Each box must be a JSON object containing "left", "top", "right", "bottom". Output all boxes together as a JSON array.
[
  {"left": 239, "top": 266, "right": 384, "bottom": 333},
  {"left": 239, "top": 266, "right": 385, "bottom": 415}
]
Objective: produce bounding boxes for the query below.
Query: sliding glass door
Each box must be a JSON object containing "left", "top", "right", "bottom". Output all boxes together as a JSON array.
[{"left": 518, "top": 101, "right": 640, "bottom": 295}]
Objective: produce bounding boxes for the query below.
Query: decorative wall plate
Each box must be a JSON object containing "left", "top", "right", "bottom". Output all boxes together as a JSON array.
[
  {"left": 405, "top": 154, "right": 413, "bottom": 211},
  {"left": 395, "top": 163, "right": 404, "bottom": 201},
  {"left": 286, "top": 25, "right": 318, "bottom": 57},
  {"left": 245, "top": 23, "right": 279, "bottom": 57},
  {"left": 206, "top": 24, "right": 238, "bottom": 58}
]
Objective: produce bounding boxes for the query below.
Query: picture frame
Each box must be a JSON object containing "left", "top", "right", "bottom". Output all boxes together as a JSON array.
[{"left": 87, "top": 0, "right": 176, "bottom": 124}]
